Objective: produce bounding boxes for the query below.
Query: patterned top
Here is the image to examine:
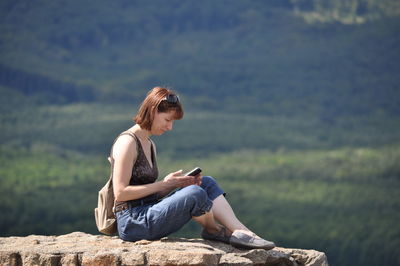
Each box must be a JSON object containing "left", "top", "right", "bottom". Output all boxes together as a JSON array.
[
  {"left": 113, "top": 132, "right": 159, "bottom": 206},
  {"left": 129, "top": 133, "right": 158, "bottom": 185}
]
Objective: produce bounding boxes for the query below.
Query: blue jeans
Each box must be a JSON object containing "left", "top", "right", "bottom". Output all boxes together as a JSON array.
[{"left": 116, "top": 176, "right": 225, "bottom": 242}]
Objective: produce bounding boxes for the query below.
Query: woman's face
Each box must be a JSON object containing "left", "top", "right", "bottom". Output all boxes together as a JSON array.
[{"left": 151, "top": 111, "right": 176, "bottom": 135}]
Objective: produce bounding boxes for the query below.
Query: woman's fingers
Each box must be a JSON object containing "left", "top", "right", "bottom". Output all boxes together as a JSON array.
[
  {"left": 194, "top": 174, "right": 202, "bottom": 185},
  {"left": 166, "top": 170, "right": 202, "bottom": 188},
  {"left": 177, "top": 175, "right": 196, "bottom": 187},
  {"left": 173, "top": 169, "right": 183, "bottom": 176}
]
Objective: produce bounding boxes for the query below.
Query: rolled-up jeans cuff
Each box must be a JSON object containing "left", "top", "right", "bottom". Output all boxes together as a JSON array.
[{"left": 201, "top": 176, "right": 226, "bottom": 201}]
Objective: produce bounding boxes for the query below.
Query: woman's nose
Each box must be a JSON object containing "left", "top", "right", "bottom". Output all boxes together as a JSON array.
[{"left": 166, "top": 121, "right": 173, "bottom": 131}]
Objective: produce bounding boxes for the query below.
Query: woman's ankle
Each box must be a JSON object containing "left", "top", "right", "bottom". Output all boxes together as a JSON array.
[{"left": 205, "top": 225, "right": 221, "bottom": 235}]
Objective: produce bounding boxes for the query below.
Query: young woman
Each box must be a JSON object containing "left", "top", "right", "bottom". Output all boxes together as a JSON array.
[{"left": 111, "top": 86, "right": 275, "bottom": 250}]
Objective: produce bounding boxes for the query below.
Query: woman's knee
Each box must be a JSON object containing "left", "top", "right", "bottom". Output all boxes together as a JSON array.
[
  {"left": 201, "top": 176, "right": 217, "bottom": 186},
  {"left": 183, "top": 185, "right": 208, "bottom": 201}
]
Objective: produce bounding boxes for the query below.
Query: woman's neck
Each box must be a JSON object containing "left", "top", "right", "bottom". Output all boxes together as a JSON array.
[{"left": 130, "top": 124, "right": 151, "bottom": 140}]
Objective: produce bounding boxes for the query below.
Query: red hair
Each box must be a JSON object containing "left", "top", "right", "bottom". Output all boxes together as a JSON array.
[{"left": 133, "top": 87, "right": 184, "bottom": 130}]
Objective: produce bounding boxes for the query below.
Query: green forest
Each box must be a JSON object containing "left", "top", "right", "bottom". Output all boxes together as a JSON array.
[{"left": 1, "top": 1, "right": 399, "bottom": 265}]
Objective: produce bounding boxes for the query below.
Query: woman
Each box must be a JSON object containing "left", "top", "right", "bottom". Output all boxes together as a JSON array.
[{"left": 111, "top": 86, "right": 275, "bottom": 250}]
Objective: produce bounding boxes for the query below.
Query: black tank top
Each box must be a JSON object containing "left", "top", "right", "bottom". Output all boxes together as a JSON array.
[
  {"left": 129, "top": 133, "right": 158, "bottom": 185},
  {"left": 113, "top": 131, "right": 159, "bottom": 206}
]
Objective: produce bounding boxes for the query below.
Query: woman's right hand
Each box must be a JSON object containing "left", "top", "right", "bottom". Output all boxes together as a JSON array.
[{"left": 163, "top": 170, "right": 196, "bottom": 189}]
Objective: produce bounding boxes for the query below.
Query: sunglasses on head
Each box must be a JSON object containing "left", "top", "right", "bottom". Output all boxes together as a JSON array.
[{"left": 163, "top": 94, "right": 180, "bottom": 104}]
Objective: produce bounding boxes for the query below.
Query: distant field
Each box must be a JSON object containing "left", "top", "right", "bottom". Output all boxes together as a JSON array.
[
  {"left": 1, "top": 101, "right": 399, "bottom": 156},
  {"left": 0, "top": 143, "right": 399, "bottom": 265}
]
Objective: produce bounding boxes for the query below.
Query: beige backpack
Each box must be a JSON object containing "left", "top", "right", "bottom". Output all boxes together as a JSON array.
[
  {"left": 94, "top": 173, "right": 116, "bottom": 235},
  {"left": 94, "top": 132, "right": 136, "bottom": 235}
]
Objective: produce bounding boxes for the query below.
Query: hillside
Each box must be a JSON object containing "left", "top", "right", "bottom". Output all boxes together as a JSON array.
[
  {"left": 0, "top": 0, "right": 399, "bottom": 117},
  {"left": 1, "top": 1, "right": 400, "bottom": 266}
]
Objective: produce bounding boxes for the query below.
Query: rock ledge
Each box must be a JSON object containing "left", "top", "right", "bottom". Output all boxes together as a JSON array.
[{"left": 0, "top": 232, "right": 328, "bottom": 266}]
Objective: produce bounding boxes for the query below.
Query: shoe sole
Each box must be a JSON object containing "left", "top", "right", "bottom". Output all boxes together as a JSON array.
[
  {"left": 230, "top": 239, "right": 275, "bottom": 250},
  {"left": 202, "top": 236, "right": 231, "bottom": 244}
]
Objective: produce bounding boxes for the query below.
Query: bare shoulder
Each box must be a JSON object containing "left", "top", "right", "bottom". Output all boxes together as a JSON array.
[{"left": 112, "top": 134, "right": 138, "bottom": 160}]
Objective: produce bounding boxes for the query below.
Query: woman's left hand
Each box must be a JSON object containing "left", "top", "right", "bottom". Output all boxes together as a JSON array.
[{"left": 193, "top": 174, "right": 202, "bottom": 186}]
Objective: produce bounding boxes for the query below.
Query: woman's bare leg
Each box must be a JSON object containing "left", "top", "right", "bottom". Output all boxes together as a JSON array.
[
  {"left": 211, "top": 195, "right": 254, "bottom": 235},
  {"left": 192, "top": 210, "right": 221, "bottom": 234},
  {"left": 196, "top": 194, "right": 275, "bottom": 249},
  {"left": 193, "top": 194, "right": 259, "bottom": 236}
]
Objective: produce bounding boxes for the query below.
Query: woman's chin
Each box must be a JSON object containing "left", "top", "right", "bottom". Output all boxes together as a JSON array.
[{"left": 153, "top": 130, "right": 165, "bottom": 136}]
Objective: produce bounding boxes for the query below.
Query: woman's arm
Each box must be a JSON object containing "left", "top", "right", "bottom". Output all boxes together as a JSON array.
[{"left": 112, "top": 135, "right": 197, "bottom": 202}]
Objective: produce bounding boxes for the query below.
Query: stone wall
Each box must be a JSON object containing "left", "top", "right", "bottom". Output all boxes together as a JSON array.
[{"left": 0, "top": 232, "right": 328, "bottom": 266}]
